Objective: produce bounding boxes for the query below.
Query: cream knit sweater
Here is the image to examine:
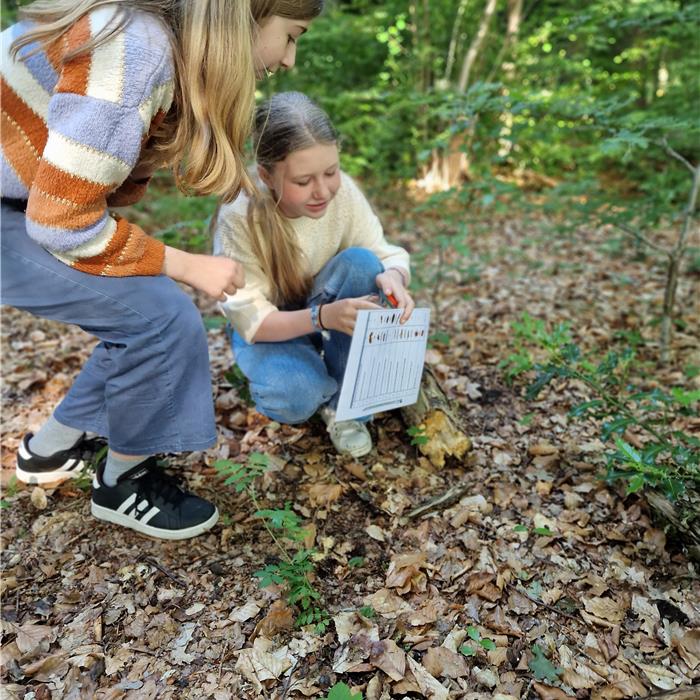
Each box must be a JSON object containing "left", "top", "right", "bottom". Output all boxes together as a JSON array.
[{"left": 214, "top": 171, "right": 410, "bottom": 343}]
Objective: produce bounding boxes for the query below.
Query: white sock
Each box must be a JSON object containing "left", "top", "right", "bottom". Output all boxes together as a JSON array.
[
  {"left": 29, "top": 415, "right": 83, "bottom": 457},
  {"left": 103, "top": 452, "right": 146, "bottom": 487}
]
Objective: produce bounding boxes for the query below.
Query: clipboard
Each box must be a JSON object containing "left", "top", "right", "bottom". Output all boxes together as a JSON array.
[{"left": 335, "top": 307, "right": 431, "bottom": 421}]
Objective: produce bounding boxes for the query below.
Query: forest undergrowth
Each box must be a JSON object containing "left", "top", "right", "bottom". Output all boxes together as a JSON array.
[{"left": 1, "top": 185, "right": 698, "bottom": 699}]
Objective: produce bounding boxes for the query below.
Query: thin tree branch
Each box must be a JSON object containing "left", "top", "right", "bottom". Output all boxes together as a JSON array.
[
  {"left": 615, "top": 223, "right": 672, "bottom": 257},
  {"left": 659, "top": 138, "right": 696, "bottom": 175}
]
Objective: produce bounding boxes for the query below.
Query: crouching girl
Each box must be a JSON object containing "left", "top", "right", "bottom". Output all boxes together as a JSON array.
[{"left": 214, "top": 92, "right": 413, "bottom": 457}]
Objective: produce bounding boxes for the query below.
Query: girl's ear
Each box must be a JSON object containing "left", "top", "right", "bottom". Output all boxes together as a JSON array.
[{"left": 258, "top": 164, "right": 273, "bottom": 189}]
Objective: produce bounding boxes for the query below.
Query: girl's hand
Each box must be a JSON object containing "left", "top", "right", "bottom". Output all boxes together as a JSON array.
[
  {"left": 321, "top": 296, "right": 382, "bottom": 335},
  {"left": 163, "top": 247, "right": 244, "bottom": 300},
  {"left": 375, "top": 268, "right": 415, "bottom": 322}
]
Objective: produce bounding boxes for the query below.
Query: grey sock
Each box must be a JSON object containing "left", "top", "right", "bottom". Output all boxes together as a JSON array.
[
  {"left": 29, "top": 415, "right": 84, "bottom": 457},
  {"left": 103, "top": 452, "right": 146, "bottom": 487}
]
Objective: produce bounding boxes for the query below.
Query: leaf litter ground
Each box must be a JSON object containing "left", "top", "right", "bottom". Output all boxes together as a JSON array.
[{"left": 1, "top": 198, "right": 699, "bottom": 699}]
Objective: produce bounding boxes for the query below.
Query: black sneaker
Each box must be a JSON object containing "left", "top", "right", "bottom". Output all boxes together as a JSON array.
[
  {"left": 16, "top": 433, "right": 104, "bottom": 485},
  {"left": 90, "top": 458, "right": 219, "bottom": 540}
]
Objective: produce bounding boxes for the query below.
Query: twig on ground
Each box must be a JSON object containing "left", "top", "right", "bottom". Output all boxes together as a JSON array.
[
  {"left": 507, "top": 582, "right": 587, "bottom": 626},
  {"left": 405, "top": 481, "right": 472, "bottom": 519},
  {"left": 138, "top": 555, "right": 187, "bottom": 588}
]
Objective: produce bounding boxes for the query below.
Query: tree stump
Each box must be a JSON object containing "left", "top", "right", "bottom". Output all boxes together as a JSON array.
[
  {"left": 399, "top": 367, "right": 472, "bottom": 468},
  {"left": 646, "top": 489, "right": 700, "bottom": 564}
]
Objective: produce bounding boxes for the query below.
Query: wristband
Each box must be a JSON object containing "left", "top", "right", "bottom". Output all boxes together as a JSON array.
[
  {"left": 318, "top": 304, "right": 326, "bottom": 330},
  {"left": 310, "top": 304, "right": 322, "bottom": 330}
]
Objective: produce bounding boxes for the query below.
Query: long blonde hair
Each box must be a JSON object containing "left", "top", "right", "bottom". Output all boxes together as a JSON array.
[
  {"left": 247, "top": 92, "right": 339, "bottom": 306},
  {"left": 11, "top": 0, "right": 324, "bottom": 202}
]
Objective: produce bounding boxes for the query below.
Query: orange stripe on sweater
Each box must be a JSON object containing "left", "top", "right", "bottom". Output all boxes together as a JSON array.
[
  {"left": 27, "top": 187, "right": 104, "bottom": 230},
  {"left": 56, "top": 16, "right": 91, "bottom": 95},
  {"left": 1, "top": 78, "right": 49, "bottom": 154},
  {"left": 31, "top": 160, "right": 109, "bottom": 207},
  {"left": 0, "top": 111, "right": 40, "bottom": 188},
  {"left": 71, "top": 217, "right": 165, "bottom": 277},
  {"left": 44, "top": 36, "right": 64, "bottom": 74}
]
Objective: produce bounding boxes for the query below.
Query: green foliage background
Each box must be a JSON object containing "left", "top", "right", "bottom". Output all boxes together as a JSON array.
[
  {"left": 3, "top": 0, "right": 698, "bottom": 199},
  {"left": 2, "top": 1, "right": 697, "bottom": 269},
  {"left": 265, "top": 0, "right": 699, "bottom": 190}
]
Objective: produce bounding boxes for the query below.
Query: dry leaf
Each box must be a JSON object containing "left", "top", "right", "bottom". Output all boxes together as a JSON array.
[
  {"left": 581, "top": 597, "right": 626, "bottom": 625},
  {"left": 235, "top": 641, "right": 292, "bottom": 691},
  {"left": 422, "top": 646, "right": 469, "bottom": 679},
  {"left": 370, "top": 638, "right": 406, "bottom": 681},
  {"left": 405, "top": 654, "right": 449, "bottom": 700},
  {"left": 255, "top": 600, "right": 295, "bottom": 638},
  {"left": 307, "top": 483, "right": 344, "bottom": 507},
  {"left": 229, "top": 601, "right": 261, "bottom": 623},
  {"left": 533, "top": 682, "right": 575, "bottom": 699}
]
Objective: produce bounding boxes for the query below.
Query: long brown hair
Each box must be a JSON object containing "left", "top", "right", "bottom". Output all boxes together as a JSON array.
[
  {"left": 10, "top": 0, "right": 324, "bottom": 201},
  {"left": 246, "top": 91, "right": 339, "bottom": 305}
]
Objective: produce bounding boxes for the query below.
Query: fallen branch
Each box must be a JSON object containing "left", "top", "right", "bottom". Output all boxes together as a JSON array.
[{"left": 405, "top": 481, "right": 473, "bottom": 519}]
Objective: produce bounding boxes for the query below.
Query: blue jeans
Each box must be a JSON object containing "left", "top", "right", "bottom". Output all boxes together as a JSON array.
[
  {"left": 1, "top": 203, "right": 216, "bottom": 455},
  {"left": 231, "top": 247, "right": 383, "bottom": 424}
]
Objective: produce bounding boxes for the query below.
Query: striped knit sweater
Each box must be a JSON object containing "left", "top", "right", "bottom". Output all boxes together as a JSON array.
[{"left": 1, "top": 8, "right": 174, "bottom": 276}]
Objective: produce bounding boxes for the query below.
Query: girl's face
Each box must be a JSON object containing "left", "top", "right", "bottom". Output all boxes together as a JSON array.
[
  {"left": 253, "top": 16, "right": 311, "bottom": 78},
  {"left": 262, "top": 143, "right": 341, "bottom": 219}
]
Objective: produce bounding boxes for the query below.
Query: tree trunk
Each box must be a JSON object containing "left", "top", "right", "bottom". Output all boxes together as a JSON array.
[
  {"left": 496, "top": 0, "right": 523, "bottom": 158},
  {"left": 420, "top": 0, "right": 502, "bottom": 191},
  {"left": 400, "top": 367, "right": 472, "bottom": 468},
  {"left": 443, "top": 0, "right": 470, "bottom": 84},
  {"left": 659, "top": 159, "right": 700, "bottom": 364},
  {"left": 458, "top": 0, "right": 499, "bottom": 92}
]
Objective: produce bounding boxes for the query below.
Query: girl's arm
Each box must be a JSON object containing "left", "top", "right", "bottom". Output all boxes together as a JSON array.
[
  {"left": 22, "top": 13, "right": 174, "bottom": 277},
  {"left": 163, "top": 247, "right": 244, "bottom": 300},
  {"left": 252, "top": 297, "right": 382, "bottom": 342}
]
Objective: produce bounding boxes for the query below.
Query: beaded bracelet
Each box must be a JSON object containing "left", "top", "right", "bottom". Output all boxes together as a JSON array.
[{"left": 310, "top": 304, "right": 322, "bottom": 330}]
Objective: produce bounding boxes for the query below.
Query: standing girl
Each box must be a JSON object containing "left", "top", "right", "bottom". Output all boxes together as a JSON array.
[
  {"left": 214, "top": 91, "right": 414, "bottom": 458},
  {"left": 1, "top": 0, "right": 322, "bottom": 539}
]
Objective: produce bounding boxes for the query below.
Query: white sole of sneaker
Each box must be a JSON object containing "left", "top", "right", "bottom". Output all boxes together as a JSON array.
[
  {"left": 15, "top": 461, "right": 86, "bottom": 486},
  {"left": 342, "top": 443, "right": 372, "bottom": 458},
  {"left": 90, "top": 503, "right": 219, "bottom": 540}
]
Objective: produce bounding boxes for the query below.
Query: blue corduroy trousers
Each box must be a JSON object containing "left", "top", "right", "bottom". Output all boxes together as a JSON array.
[{"left": 1, "top": 203, "right": 216, "bottom": 455}]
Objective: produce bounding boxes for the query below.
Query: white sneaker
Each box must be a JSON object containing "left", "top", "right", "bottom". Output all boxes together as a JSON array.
[{"left": 319, "top": 406, "right": 372, "bottom": 458}]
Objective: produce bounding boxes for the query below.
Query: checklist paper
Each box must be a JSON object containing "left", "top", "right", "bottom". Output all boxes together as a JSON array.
[{"left": 335, "top": 307, "right": 431, "bottom": 421}]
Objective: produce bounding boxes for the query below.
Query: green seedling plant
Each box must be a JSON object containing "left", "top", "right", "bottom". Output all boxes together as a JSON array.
[
  {"left": 224, "top": 364, "right": 253, "bottom": 406},
  {"left": 358, "top": 605, "right": 375, "bottom": 619},
  {"left": 214, "top": 453, "right": 329, "bottom": 632},
  {"left": 459, "top": 626, "right": 496, "bottom": 657},
  {"left": 529, "top": 644, "right": 563, "bottom": 683},
  {"left": 460, "top": 626, "right": 496, "bottom": 657},
  {"left": 513, "top": 523, "right": 556, "bottom": 537},
  {"left": 501, "top": 313, "right": 700, "bottom": 500},
  {"left": 321, "top": 682, "right": 362, "bottom": 700},
  {"left": 1, "top": 475, "right": 19, "bottom": 508},
  {"left": 407, "top": 424, "right": 429, "bottom": 447}
]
